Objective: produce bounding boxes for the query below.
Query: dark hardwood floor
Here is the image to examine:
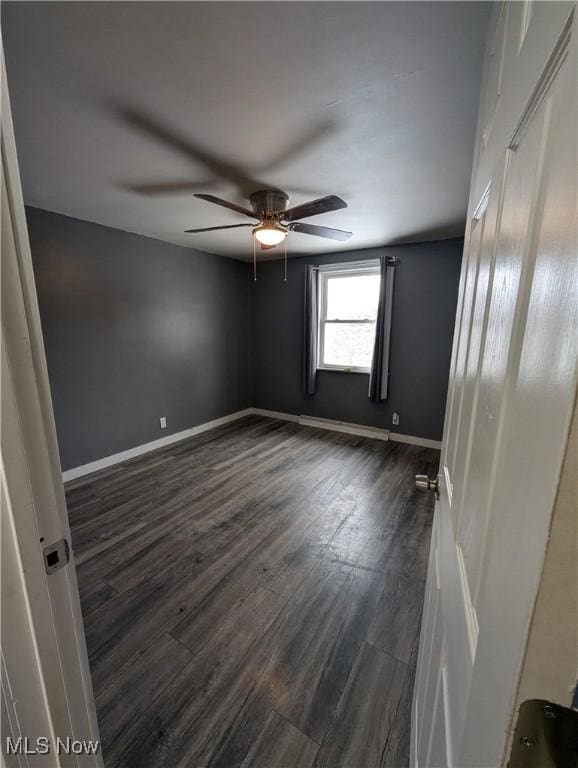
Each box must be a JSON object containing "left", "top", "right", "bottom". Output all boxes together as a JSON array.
[{"left": 66, "top": 416, "right": 439, "bottom": 768}]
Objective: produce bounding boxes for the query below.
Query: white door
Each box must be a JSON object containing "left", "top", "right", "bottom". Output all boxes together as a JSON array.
[
  {"left": 412, "top": 4, "right": 577, "bottom": 767},
  {"left": 1, "top": 46, "right": 102, "bottom": 766}
]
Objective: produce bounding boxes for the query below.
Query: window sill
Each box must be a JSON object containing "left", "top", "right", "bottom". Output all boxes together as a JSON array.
[{"left": 317, "top": 366, "right": 370, "bottom": 375}]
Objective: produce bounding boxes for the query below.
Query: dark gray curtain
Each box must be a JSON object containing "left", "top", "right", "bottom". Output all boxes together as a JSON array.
[
  {"left": 302, "top": 265, "right": 318, "bottom": 395},
  {"left": 369, "top": 256, "right": 396, "bottom": 402}
]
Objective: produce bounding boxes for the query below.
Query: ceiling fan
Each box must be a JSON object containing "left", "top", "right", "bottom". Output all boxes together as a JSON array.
[{"left": 184, "top": 189, "right": 353, "bottom": 251}]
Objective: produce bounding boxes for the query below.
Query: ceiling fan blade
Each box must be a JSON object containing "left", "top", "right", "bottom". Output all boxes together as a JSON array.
[
  {"left": 184, "top": 223, "right": 254, "bottom": 233},
  {"left": 288, "top": 222, "right": 352, "bottom": 241},
  {"left": 283, "top": 195, "right": 347, "bottom": 222},
  {"left": 194, "top": 193, "right": 258, "bottom": 219}
]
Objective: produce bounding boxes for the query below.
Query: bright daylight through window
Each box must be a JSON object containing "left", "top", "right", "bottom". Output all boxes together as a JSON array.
[{"left": 318, "top": 264, "right": 380, "bottom": 372}]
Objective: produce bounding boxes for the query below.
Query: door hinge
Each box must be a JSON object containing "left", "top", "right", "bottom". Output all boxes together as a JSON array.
[
  {"left": 508, "top": 699, "right": 578, "bottom": 768},
  {"left": 43, "top": 538, "right": 70, "bottom": 574}
]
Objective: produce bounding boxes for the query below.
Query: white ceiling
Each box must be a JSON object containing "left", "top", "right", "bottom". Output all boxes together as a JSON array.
[{"left": 2, "top": 1, "right": 490, "bottom": 261}]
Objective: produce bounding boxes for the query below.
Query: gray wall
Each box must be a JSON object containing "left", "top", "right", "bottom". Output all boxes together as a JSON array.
[
  {"left": 251, "top": 240, "right": 463, "bottom": 441},
  {"left": 27, "top": 207, "right": 251, "bottom": 471},
  {"left": 27, "top": 207, "right": 461, "bottom": 470}
]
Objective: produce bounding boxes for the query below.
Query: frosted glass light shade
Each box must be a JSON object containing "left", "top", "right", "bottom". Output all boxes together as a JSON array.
[{"left": 254, "top": 225, "right": 287, "bottom": 246}]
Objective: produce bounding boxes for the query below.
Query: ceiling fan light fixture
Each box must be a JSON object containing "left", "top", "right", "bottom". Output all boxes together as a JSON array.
[{"left": 253, "top": 223, "right": 287, "bottom": 246}]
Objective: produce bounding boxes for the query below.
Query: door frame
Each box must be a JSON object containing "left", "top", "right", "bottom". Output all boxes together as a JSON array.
[{"left": 1, "top": 43, "right": 102, "bottom": 766}]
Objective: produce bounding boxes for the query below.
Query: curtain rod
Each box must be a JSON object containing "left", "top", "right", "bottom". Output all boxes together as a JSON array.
[{"left": 310, "top": 256, "right": 398, "bottom": 271}]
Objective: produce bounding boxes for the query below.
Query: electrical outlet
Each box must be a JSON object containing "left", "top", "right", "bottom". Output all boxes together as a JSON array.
[
  {"left": 160, "top": 417, "right": 167, "bottom": 429},
  {"left": 392, "top": 412, "right": 400, "bottom": 426}
]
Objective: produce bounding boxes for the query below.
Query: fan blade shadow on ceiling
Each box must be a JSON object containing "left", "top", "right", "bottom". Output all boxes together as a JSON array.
[
  {"left": 386, "top": 220, "right": 465, "bottom": 245},
  {"left": 115, "top": 105, "right": 338, "bottom": 200},
  {"left": 257, "top": 119, "right": 338, "bottom": 173},
  {"left": 119, "top": 106, "right": 263, "bottom": 196},
  {"left": 125, "top": 179, "right": 215, "bottom": 196}
]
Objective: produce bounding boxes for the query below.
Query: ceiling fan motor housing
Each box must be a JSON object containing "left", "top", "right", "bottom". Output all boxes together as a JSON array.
[{"left": 249, "top": 189, "right": 289, "bottom": 218}]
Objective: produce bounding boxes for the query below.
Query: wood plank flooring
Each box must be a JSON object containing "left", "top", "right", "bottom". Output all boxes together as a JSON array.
[{"left": 66, "top": 416, "right": 439, "bottom": 768}]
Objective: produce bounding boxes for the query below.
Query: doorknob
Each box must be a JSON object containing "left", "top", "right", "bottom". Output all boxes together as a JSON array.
[{"left": 415, "top": 474, "right": 439, "bottom": 496}]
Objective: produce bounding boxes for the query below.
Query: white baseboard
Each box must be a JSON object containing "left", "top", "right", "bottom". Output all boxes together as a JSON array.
[
  {"left": 251, "top": 407, "right": 441, "bottom": 448},
  {"left": 62, "top": 408, "right": 253, "bottom": 482},
  {"left": 250, "top": 408, "right": 300, "bottom": 423},
  {"left": 63, "top": 406, "right": 441, "bottom": 482},
  {"left": 251, "top": 408, "right": 390, "bottom": 442},
  {"left": 297, "top": 414, "right": 390, "bottom": 441},
  {"left": 389, "top": 432, "right": 442, "bottom": 449}
]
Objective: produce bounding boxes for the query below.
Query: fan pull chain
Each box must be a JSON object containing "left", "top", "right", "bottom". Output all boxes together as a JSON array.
[
  {"left": 284, "top": 242, "right": 288, "bottom": 282},
  {"left": 253, "top": 234, "right": 257, "bottom": 282}
]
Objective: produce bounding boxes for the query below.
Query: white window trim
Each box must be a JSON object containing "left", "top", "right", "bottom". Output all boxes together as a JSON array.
[{"left": 317, "top": 260, "right": 380, "bottom": 374}]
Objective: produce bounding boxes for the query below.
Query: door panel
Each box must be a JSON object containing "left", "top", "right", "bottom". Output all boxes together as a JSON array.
[
  {"left": 444, "top": 216, "right": 483, "bottom": 503},
  {"left": 415, "top": 523, "right": 443, "bottom": 761},
  {"left": 435, "top": 493, "right": 472, "bottom": 760},
  {"left": 426, "top": 666, "right": 449, "bottom": 768},
  {"left": 412, "top": 7, "right": 577, "bottom": 767},
  {"left": 452, "top": 174, "right": 499, "bottom": 534},
  {"left": 460, "top": 91, "right": 550, "bottom": 596},
  {"left": 460, "top": 41, "right": 578, "bottom": 764},
  {"left": 481, "top": 2, "right": 508, "bottom": 150},
  {"left": 418, "top": 577, "right": 443, "bottom": 761}
]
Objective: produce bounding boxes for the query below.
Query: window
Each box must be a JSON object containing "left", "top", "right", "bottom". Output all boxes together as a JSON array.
[{"left": 318, "top": 261, "right": 381, "bottom": 373}]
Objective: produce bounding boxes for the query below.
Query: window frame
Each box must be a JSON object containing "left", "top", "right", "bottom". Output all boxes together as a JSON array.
[{"left": 317, "top": 260, "right": 381, "bottom": 374}]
